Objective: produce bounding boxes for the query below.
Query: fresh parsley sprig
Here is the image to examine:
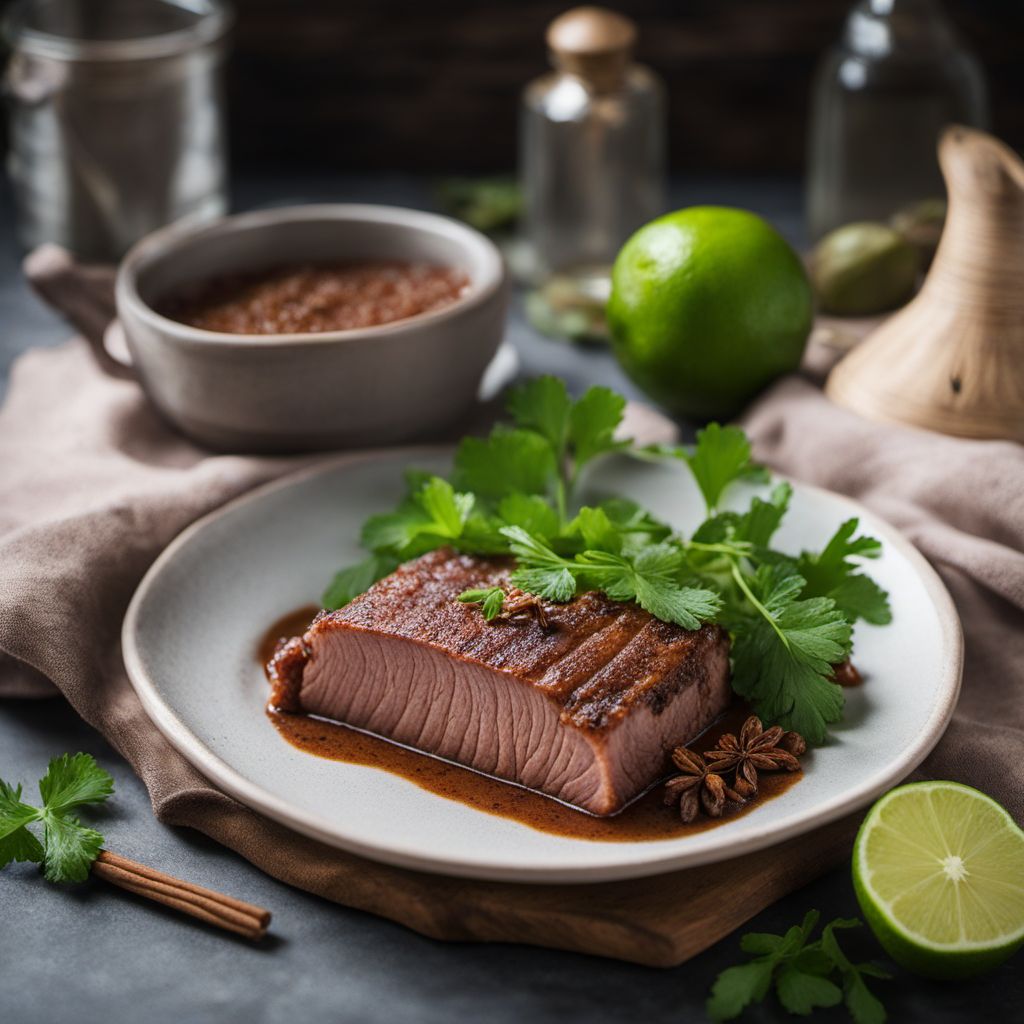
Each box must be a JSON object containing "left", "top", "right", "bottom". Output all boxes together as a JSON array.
[
  {"left": 649, "top": 426, "right": 889, "bottom": 743},
  {"left": 0, "top": 753, "right": 114, "bottom": 883},
  {"left": 500, "top": 525, "right": 723, "bottom": 630},
  {"left": 707, "top": 911, "right": 890, "bottom": 1023},
  {"left": 322, "top": 377, "right": 892, "bottom": 747}
]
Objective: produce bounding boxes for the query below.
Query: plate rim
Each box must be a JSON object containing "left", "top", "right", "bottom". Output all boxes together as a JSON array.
[{"left": 122, "top": 449, "right": 964, "bottom": 883}]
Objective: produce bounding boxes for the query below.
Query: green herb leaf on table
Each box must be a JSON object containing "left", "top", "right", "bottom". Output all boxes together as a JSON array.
[
  {"left": 707, "top": 911, "right": 889, "bottom": 1023},
  {"left": 0, "top": 781, "right": 45, "bottom": 867},
  {"left": 707, "top": 909, "right": 821, "bottom": 1021},
  {"left": 41, "top": 814, "right": 105, "bottom": 884},
  {"left": 37, "top": 752, "right": 115, "bottom": 813},
  {"left": 0, "top": 754, "right": 114, "bottom": 883},
  {"left": 820, "top": 918, "right": 892, "bottom": 1024}
]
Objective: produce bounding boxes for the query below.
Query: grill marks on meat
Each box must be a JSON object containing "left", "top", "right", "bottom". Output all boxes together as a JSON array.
[{"left": 268, "top": 548, "right": 731, "bottom": 816}]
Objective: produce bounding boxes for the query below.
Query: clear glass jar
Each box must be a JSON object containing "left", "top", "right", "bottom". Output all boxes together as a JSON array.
[
  {"left": 807, "top": 0, "right": 988, "bottom": 240},
  {"left": 2, "top": 0, "right": 232, "bottom": 260},
  {"left": 520, "top": 8, "right": 665, "bottom": 287}
]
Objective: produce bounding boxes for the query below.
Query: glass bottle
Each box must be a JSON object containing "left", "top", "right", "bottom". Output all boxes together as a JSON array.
[
  {"left": 807, "top": 0, "right": 988, "bottom": 240},
  {"left": 519, "top": 6, "right": 666, "bottom": 291}
]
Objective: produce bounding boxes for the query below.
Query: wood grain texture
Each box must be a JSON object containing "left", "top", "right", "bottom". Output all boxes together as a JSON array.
[
  {"left": 826, "top": 126, "right": 1024, "bottom": 442},
  {"left": 249, "top": 812, "right": 860, "bottom": 966}
]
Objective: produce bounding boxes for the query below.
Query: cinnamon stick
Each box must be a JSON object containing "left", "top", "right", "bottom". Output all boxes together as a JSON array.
[{"left": 91, "top": 850, "right": 271, "bottom": 941}]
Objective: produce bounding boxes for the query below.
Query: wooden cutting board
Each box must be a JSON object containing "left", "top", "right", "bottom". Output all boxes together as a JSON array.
[{"left": 285, "top": 811, "right": 861, "bottom": 967}]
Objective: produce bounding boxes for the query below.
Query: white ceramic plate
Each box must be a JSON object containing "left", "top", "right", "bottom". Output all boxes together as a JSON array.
[{"left": 123, "top": 451, "right": 962, "bottom": 883}]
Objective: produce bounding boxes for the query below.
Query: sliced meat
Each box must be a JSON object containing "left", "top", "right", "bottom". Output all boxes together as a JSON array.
[{"left": 268, "top": 548, "right": 731, "bottom": 816}]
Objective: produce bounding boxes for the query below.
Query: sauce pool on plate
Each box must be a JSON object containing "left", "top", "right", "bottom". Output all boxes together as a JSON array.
[
  {"left": 258, "top": 607, "right": 802, "bottom": 842},
  {"left": 160, "top": 261, "right": 470, "bottom": 335}
]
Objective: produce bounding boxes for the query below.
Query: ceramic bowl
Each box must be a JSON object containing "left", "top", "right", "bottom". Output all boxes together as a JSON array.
[{"left": 113, "top": 204, "right": 509, "bottom": 452}]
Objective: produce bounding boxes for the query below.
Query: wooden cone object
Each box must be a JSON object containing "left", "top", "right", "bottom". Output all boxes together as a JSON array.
[{"left": 826, "top": 126, "right": 1024, "bottom": 442}]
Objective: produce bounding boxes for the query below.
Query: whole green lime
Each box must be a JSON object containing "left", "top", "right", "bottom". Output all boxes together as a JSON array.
[{"left": 607, "top": 207, "right": 813, "bottom": 419}]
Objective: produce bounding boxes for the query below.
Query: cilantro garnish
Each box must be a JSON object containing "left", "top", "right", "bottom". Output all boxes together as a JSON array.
[
  {"left": 707, "top": 911, "right": 890, "bottom": 1023},
  {"left": 502, "top": 526, "right": 722, "bottom": 630},
  {"left": 0, "top": 753, "right": 114, "bottom": 883},
  {"left": 322, "top": 376, "right": 892, "bottom": 746}
]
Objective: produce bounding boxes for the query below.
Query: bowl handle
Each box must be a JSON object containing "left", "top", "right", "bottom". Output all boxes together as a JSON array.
[{"left": 23, "top": 244, "right": 136, "bottom": 380}]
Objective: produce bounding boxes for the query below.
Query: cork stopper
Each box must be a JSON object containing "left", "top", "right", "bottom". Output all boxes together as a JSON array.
[{"left": 546, "top": 6, "right": 637, "bottom": 92}]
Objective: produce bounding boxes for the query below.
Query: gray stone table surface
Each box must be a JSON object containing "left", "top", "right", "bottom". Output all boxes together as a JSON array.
[{"left": 1, "top": 177, "right": 1019, "bottom": 1024}]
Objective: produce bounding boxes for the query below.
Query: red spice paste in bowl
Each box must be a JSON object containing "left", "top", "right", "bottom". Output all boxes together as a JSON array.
[{"left": 159, "top": 261, "right": 470, "bottom": 335}]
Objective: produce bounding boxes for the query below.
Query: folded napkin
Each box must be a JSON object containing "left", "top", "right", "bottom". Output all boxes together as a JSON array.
[
  {"left": 1, "top": 246, "right": 1020, "bottom": 927},
  {"left": 744, "top": 379, "right": 1023, "bottom": 820}
]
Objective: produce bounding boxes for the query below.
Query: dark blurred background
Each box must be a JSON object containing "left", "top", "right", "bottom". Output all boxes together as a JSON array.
[{"left": 2, "top": 0, "right": 1022, "bottom": 176}]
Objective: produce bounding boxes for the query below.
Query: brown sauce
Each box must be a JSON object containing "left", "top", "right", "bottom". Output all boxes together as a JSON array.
[
  {"left": 266, "top": 704, "right": 802, "bottom": 842},
  {"left": 258, "top": 605, "right": 321, "bottom": 667},
  {"left": 160, "top": 261, "right": 470, "bottom": 335},
  {"left": 257, "top": 607, "right": 802, "bottom": 842}
]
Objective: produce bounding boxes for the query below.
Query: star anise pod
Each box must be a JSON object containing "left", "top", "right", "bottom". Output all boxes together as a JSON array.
[
  {"left": 704, "top": 716, "right": 803, "bottom": 797},
  {"left": 663, "top": 747, "right": 744, "bottom": 822}
]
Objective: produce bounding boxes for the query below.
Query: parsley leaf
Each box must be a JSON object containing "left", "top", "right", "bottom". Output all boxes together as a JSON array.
[
  {"left": 503, "top": 526, "right": 578, "bottom": 602},
  {"left": 707, "top": 912, "right": 889, "bottom": 1023},
  {"left": 504, "top": 528, "right": 722, "bottom": 630},
  {"left": 688, "top": 423, "right": 758, "bottom": 512},
  {"left": 652, "top": 423, "right": 765, "bottom": 514},
  {"left": 0, "top": 753, "right": 114, "bottom": 883},
  {"left": 41, "top": 814, "right": 105, "bottom": 883},
  {"left": 707, "top": 960, "right": 776, "bottom": 1021},
  {"left": 418, "top": 477, "right": 475, "bottom": 538},
  {"left": 776, "top": 966, "right": 843, "bottom": 1015},
  {"left": 735, "top": 482, "right": 792, "bottom": 549},
  {"left": 707, "top": 910, "right": 821, "bottom": 1021},
  {"left": 453, "top": 427, "right": 557, "bottom": 500},
  {"left": 798, "top": 519, "right": 892, "bottom": 626},
  {"left": 598, "top": 498, "right": 673, "bottom": 544},
  {"left": 37, "top": 752, "right": 115, "bottom": 814},
  {"left": 0, "top": 781, "right": 44, "bottom": 868},
  {"left": 730, "top": 566, "right": 851, "bottom": 744},
  {"left": 820, "top": 919, "right": 891, "bottom": 1024},
  {"left": 567, "top": 506, "right": 623, "bottom": 553},
  {"left": 567, "top": 386, "right": 628, "bottom": 470},
  {"left": 323, "top": 553, "right": 398, "bottom": 610},
  {"left": 497, "top": 493, "right": 561, "bottom": 540},
  {"left": 506, "top": 376, "right": 572, "bottom": 453}
]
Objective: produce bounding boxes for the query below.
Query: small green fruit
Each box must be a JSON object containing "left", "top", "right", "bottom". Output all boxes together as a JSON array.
[
  {"left": 811, "top": 222, "right": 920, "bottom": 316},
  {"left": 608, "top": 206, "right": 813, "bottom": 420}
]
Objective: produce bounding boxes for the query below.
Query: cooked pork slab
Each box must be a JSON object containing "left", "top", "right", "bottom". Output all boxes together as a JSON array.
[{"left": 269, "top": 548, "right": 731, "bottom": 816}]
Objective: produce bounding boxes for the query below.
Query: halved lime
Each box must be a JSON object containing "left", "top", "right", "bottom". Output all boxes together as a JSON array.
[{"left": 853, "top": 781, "right": 1024, "bottom": 979}]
